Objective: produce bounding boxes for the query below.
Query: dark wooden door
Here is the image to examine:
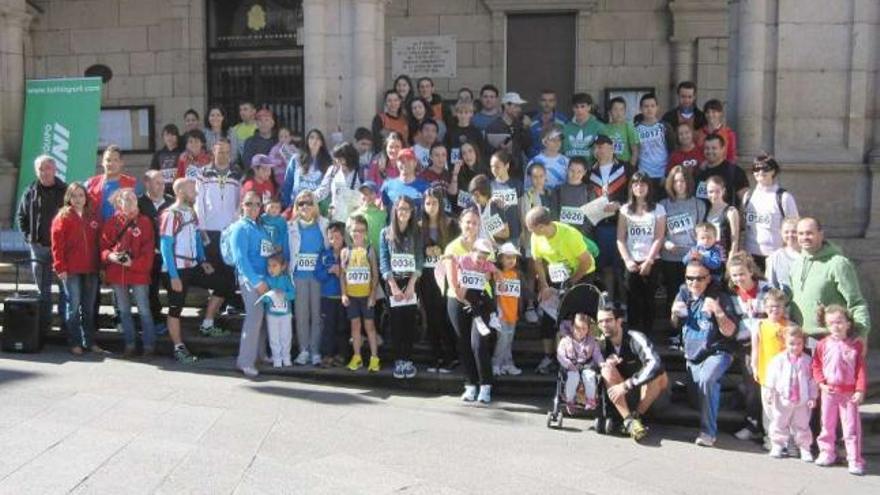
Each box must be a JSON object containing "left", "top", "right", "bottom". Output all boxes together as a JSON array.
[{"left": 506, "top": 13, "right": 576, "bottom": 116}]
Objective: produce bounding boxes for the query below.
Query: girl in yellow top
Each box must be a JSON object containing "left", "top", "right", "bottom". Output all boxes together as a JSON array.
[
  {"left": 342, "top": 215, "right": 381, "bottom": 372},
  {"left": 750, "top": 288, "right": 789, "bottom": 442},
  {"left": 493, "top": 242, "right": 523, "bottom": 376}
]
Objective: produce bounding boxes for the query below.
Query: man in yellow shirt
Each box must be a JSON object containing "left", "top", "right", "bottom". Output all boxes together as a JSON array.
[{"left": 525, "top": 206, "right": 595, "bottom": 373}]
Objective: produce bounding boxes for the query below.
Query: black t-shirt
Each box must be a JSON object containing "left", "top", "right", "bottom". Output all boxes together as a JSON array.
[
  {"left": 445, "top": 124, "right": 487, "bottom": 163},
  {"left": 150, "top": 146, "right": 182, "bottom": 187},
  {"left": 694, "top": 161, "right": 748, "bottom": 208}
]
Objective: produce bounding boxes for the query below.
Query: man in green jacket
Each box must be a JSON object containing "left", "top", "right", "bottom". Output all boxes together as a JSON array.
[{"left": 789, "top": 217, "right": 870, "bottom": 349}]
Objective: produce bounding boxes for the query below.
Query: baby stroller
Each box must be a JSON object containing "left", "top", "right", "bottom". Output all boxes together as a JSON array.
[{"left": 546, "top": 283, "right": 606, "bottom": 429}]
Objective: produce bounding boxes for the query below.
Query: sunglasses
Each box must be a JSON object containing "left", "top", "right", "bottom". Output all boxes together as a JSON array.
[
  {"left": 244, "top": 201, "right": 262, "bottom": 207},
  {"left": 685, "top": 275, "right": 708, "bottom": 282},
  {"left": 752, "top": 166, "right": 771, "bottom": 173},
  {"left": 297, "top": 201, "right": 314, "bottom": 207}
]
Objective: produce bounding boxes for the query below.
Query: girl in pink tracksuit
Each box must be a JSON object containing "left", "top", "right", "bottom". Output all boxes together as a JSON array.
[
  {"left": 557, "top": 313, "right": 604, "bottom": 410},
  {"left": 764, "top": 325, "right": 817, "bottom": 461},
  {"left": 811, "top": 305, "right": 867, "bottom": 476}
]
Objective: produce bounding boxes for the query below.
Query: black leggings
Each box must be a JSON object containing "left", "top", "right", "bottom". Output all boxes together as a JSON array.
[
  {"left": 388, "top": 278, "right": 417, "bottom": 361},
  {"left": 624, "top": 266, "right": 658, "bottom": 335},
  {"left": 419, "top": 273, "right": 456, "bottom": 364},
  {"left": 661, "top": 259, "right": 685, "bottom": 314},
  {"left": 446, "top": 298, "right": 493, "bottom": 386}
]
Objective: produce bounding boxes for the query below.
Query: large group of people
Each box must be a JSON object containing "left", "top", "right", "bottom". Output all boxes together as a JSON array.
[{"left": 15, "top": 78, "right": 870, "bottom": 475}]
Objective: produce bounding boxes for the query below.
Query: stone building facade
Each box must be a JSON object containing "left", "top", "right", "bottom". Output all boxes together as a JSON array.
[{"left": 0, "top": 0, "right": 878, "bottom": 343}]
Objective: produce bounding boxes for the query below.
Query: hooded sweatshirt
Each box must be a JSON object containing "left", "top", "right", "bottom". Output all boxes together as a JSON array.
[{"left": 789, "top": 242, "right": 870, "bottom": 338}]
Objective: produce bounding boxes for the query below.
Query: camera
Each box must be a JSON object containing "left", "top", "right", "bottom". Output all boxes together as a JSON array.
[{"left": 117, "top": 251, "right": 131, "bottom": 264}]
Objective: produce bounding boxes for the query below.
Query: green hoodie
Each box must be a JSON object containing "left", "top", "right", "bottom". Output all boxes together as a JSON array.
[{"left": 789, "top": 242, "right": 870, "bottom": 338}]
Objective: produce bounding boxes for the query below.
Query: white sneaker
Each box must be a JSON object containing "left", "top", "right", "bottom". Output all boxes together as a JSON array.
[
  {"left": 503, "top": 364, "right": 522, "bottom": 376},
  {"left": 524, "top": 308, "right": 539, "bottom": 324},
  {"left": 694, "top": 433, "right": 716, "bottom": 447},
  {"left": 536, "top": 356, "right": 553, "bottom": 374},
  {"left": 848, "top": 462, "right": 864, "bottom": 476},
  {"left": 404, "top": 361, "right": 417, "bottom": 379},
  {"left": 241, "top": 367, "right": 259, "bottom": 378},
  {"left": 734, "top": 426, "right": 759, "bottom": 441},
  {"left": 492, "top": 365, "right": 503, "bottom": 376},
  {"left": 310, "top": 354, "right": 322, "bottom": 366},
  {"left": 814, "top": 453, "right": 835, "bottom": 467},
  {"left": 769, "top": 445, "right": 784, "bottom": 458},
  {"left": 272, "top": 360, "right": 283, "bottom": 369},
  {"left": 800, "top": 448, "right": 813, "bottom": 463},
  {"left": 477, "top": 385, "right": 492, "bottom": 404},
  {"left": 293, "top": 350, "right": 310, "bottom": 365},
  {"left": 461, "top": 385, "right": 477, "bottom": 402}
]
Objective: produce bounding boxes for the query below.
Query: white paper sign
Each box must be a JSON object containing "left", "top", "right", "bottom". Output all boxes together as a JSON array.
[{"left": 392, "top": 36, "right": 457, "bottom": 78}]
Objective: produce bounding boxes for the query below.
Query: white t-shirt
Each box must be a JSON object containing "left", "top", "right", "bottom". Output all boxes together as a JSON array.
[
  {"left": 743, "top": 185, "right": 798, "bottom": 256},
  {"left": 620, "top": 203, "right": 666, "bottom": 262}
]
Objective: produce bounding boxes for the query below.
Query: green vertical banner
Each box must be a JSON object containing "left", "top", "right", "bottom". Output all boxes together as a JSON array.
[{"left": 15, "top": 77, "right": 103, "bottom": 208}]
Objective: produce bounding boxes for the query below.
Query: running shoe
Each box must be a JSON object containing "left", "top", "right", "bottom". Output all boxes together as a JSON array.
[
  {"left": 392, "top": 360, "right": 405, "bottom": 379},
  {"left": 404, "top": 361, "right": 417, "bottom": 379},
  {"left": 200, "top": 325, "right": 230, "bottom": 338},
  {"left": 502, "top": 364, "right": 522, "bottom": 376},
  {"left": 242, "top": 366, "right": 259, "bottom": 377},
  {"left": 625, "top": 415, "right": 648, "bottom": 441},
  {"left": 800, "top": 449, "right": 813, "bottom": 463},
  {"left": 347, "top": 354, "right": 363, "bottom": 371},
  {"left": 535, "top": 356, "right": 553, "bottom": 375},
  {"left": 461, "top": 385, "right": 477, "bottom": 402},
  {"left": 848, "top": 462, "right": 864, "bottom": 476},
  {"left": 293, "top": 350, "right": 310, "bottom": 365},
  {"left": 814, "top": 453, "right": 835, "bottom": 467},
  {"left": 769, "top": 445, "right": 784, "bottom": 458},
  {"left": 367, "top": 356, "right": 381, "bottom": 372},
  {"left": 477, "top": 385, "right": 492, "bottom": 404},
  {"left": 694, "top": 433, "right": 715, "bottom": 447},
  {"left": 174, "top": 346, "right": 197, "bottom": 364}
]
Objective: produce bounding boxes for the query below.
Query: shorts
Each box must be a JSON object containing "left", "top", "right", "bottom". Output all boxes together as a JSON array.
[
  {"left": 163, "top": 264, "right": 235, "bottom": 317},
  {"left": 345, "top": 296, "right": 375, "bottom": 321}
]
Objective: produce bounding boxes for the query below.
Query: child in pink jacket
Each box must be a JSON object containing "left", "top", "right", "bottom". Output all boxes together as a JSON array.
[
  {"left": 557, "top": 313, "right": 604, "bottom": 411},
  {"left": 811, "top": 305, "right": 867, "bottom": 476},
  {"left": 764, "top": 325, "right": 817, "bottom": 461}
]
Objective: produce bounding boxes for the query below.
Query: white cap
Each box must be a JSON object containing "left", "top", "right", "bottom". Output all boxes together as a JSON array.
[
  {"left": 501, "top": 92, "right": 527, "bottom": 105},
  {"left": 498, "top": 242, "right": 521, "bottom": 257},
  {"left": 474, "top": 238, "right": 495, "bottom": 254}
]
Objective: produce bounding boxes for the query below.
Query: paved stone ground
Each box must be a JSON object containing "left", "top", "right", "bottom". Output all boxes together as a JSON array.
[{"left": 0, "top": 348, "right": 877, "bottom": 495}]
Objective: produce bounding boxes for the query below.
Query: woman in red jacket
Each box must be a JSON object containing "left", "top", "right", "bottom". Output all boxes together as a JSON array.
[
  {"left": 101, "top": 188, "right": 156, "bottom": 357},
  {"left": 51, "top": 183, "right": 102, "bottom": 355}
]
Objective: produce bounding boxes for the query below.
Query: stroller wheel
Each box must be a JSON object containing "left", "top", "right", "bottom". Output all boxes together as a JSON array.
[
  {"left": 546, "top": 412, "right": 561, "bottom": 429},
  {"left": 595, "top": 417, "right": 607, "bottom": 434}
]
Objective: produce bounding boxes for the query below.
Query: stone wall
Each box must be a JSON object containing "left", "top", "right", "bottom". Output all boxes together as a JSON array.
[{"left": 26, "top": 0, "right": 207, "bottom": 169}]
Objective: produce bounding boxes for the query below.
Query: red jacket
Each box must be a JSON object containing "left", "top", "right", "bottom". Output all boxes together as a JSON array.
[
  {"left": 51, "top": 209, "right": 100, "bottom": 275},
  {"left": 100, "top": 212, "right": 155, "bottom": 285},
  {"left": 85, "top": 173, "right": 138, "bottom": 223}
]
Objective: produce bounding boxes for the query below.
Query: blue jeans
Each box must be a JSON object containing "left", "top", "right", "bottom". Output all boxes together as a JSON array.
[
  {"left": 29, "top": 244, "right": 67, "bottom": 332},
  {"left": 111, "top": 284, "right": 156, "bottom": 349},
  {"left": 687, "top": 352, "right": 733, "bottom": 439},
  {"left": 62, "top": 273, "right": 98, "bottom": 348}
]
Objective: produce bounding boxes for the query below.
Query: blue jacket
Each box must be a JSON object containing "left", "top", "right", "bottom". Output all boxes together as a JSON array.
[
  {"left": 378, "top": 227, "right": 423, "bottom": 281},
  {"left": 230, "top": 217, "right": 271, "bottom": 287},
  {"left": 683, "top": 244, "right": 724, "bottom": 278},
  {"left": 528, "top": 111, "right": 568, "bottom": 158},
  {"left": 281, "top": 157, "right": 324, "bottom": 209},
  {"left": 315, "top": 247, "right": 342, "bottom": 297},
  {"left": 380, "top": 177, "right": 430, "bottom": 213},
  {"left": 260, "top": 213, "right": 290, "bottom": 260},
  {"left": 260, "top": 273, "right": 296, "bottom": 316}
]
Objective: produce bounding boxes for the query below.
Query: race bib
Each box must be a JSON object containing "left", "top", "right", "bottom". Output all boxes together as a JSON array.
[
  {"left": 260, "top": 239, "right": 274, "bottom": 257},
  {"left": 457, "top": 191, "right": 473, "bottom": 209},
  {"left": 459, "top": 270, "right": 487, "bottom": 291},
  {"left": 296, "top": 254, "right": 318, "bottom": 272},
  {"left": 560, "top": 206, "right": 584, "bottom": 225},
  {"left": 695, "top": 181, "right": 708, "bottom": 199},
  {"left": 492, "top": 188, "right": 518, "bottom": 208},
  {"left": 451, "top": 148, "right": 462, "bottom": 163},
  {"left": 484, "top": 214, "right": 505, "bottom": 235},
  {"left": 390, "top": 253, "right": 416, "bottom": 274},
  {"left": 389, "top": 292, "right": 418, "bottom": 307},
  {"left": 496, "top": 279, "right": 521, "bottom": 297},
  {"left": 345, "top": 267, "right": 371, "bottom": 285},
  {"left": 745, "top": 210, "right": 771, "bottom": 227},
  {"left": 424, "top": 255, "right": 439, "bottom": 268},
  {"left": 628, "top": 223, "right": 654, "bottom": 238},
  {"left": 548, "top": 262, "right": 570, "bottom": 284},
  {"left": 666, "top": 213, "right": 694, "bottom": 236}
]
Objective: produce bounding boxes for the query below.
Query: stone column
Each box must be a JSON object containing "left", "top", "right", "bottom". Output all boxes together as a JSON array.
[
  {"left": 489, "top": 11, "right": 505, "bottom": 88},
  {"left": 670, "top": 37, "right": 694, "bottom": 87},
  {"left": 733, "top": 0, "right": 767, "bottom": 160},
  {"left": 0, "top": 0, "right": 31, "bottom": 166},
  {"left": 353, "top": 0, "right": 378, "bottom": 136},
  {"left": 302, "top": 0, "right": 329, "bottom": 135}
]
